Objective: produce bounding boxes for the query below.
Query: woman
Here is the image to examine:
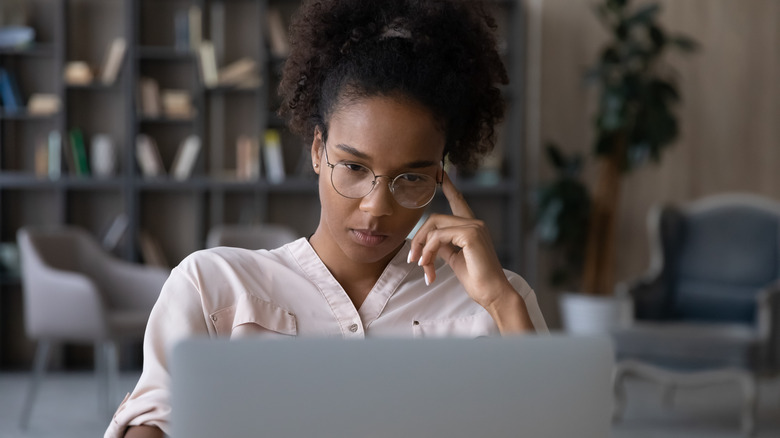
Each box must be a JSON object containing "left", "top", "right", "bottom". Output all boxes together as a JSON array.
[{"left": 108, "top": 0, "right": 546, "bottom": 436}]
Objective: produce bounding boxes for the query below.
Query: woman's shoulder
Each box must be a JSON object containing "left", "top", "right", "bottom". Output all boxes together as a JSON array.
[{"left": 176, "top": 238, "right": 306, "bottom": 272}]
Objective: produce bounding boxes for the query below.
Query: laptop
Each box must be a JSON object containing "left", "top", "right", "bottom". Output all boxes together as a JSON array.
[{"left": 171, "top": 335, "right": 614, "bottom": 438}]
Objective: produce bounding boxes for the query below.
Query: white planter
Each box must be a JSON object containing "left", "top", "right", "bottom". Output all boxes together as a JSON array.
[{"left": 558, "top": 292, "right": 633, "bottom": 335}]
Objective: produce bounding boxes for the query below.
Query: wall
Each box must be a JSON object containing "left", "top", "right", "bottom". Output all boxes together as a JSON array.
[{"left": 529, "top": 0, "right": 780, "bottom": 325}]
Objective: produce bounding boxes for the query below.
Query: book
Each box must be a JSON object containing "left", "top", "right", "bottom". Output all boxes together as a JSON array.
[
  {"left": 198, "top": 41, "right": 218, "bottom": 88},
  {"left": 135, "top": 134, "right": 165, "bottom": 177},
  {"left": 138, "top": 231, "right": 169, "bottom": 268},
  {"left": 27, "top": 93, "right": 60, "bottom": 116},
  {"left": 170, "top": 135, "right": 201, "bottom": 180},
  {"left": 217, "top": 58, "right": 258, "bottom": 87},
  {"left": 263, "top": 129, "right": 285, "bottom": 184},
  {"left": 102, "top": 213, "right": 129, "bottom": 252},
  {"left": 236, "top": 135, "right": 261, "bottom": 181},
  {"left": 174, "top": 10, "right": 190, "bottom": 51},
  {"left": 68, "top": 128, "right": 90, "bottom": 176},
  {"left": 266, "top": 8, "right": 290, "bottom": 58},
  {"left": 35, "top": 141, "right": 48, "bottom": 178},
  {"left": 0, "top": 68, "right": 23, "bottom": 112},
  {"left": 100, "top": 38, "right": 126, "bottom": 85},
  {"left": 161, "top": 89, "right": 194, "bottom": 119},
  {"left": 139, "top": 77, "right": 161, "bottom": 118},
  {"left": 47, "top": 130, "right": 61, "bottom": 180},
  {"left": 188, "top": 5, "right": 202, "bottom": 50}
]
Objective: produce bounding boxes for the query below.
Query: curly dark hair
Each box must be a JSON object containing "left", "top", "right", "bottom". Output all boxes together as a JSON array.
[{"left": 278, "top": 0, "right": 508, "bottom": 169}]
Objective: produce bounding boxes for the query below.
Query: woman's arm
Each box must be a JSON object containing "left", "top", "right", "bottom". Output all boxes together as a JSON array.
[
  {"left": 408, "top": 172, "right": 536, "bottom": 334},
  {"left": 124, "top": 425, "right": 164, "bottom": 438}
]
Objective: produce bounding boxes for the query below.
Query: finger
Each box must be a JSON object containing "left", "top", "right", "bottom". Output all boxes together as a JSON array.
[
  {"left": 442, "top": 171, "right": 475, "bottom": 219},
  {"left": 408, "top": 213, "right": 474, "bottom": 263}
]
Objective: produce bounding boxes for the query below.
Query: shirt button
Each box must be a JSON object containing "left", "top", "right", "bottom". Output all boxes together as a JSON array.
[
  {"left": 210, "top": 315, "right": 217, "bottom": 322},
  {"left": 348, "top": 323, "right": 359, "bottom": 333}
]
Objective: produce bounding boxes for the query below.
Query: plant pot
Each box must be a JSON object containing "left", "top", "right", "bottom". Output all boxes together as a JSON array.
[{"left": 558, "top": 292, "right": 633, "bottom": 335}]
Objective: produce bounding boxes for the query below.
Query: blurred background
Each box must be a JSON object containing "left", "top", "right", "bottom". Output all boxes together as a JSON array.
[{"left": 0, "top": 0, "right": 778, "bottom": 437}]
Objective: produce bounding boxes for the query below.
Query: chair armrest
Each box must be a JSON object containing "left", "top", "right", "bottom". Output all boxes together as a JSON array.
[
  {"left": 23, "top": 267, "right": 109, "bottom": 341},
  {"left": 625, "top": 272, "right": 670, "bottom": 321},
  {"left": 756, "top": 280, "right": 780, "bottom": 371}
]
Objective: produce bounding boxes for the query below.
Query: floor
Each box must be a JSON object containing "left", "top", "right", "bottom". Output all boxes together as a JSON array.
[{"left": 0, "top": 372, "right": 778, "bottom": 437}]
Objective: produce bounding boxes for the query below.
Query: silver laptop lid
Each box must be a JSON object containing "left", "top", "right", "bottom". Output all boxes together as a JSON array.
[{"left": 171, "top": 336, "right": 614, "bottom": 438}]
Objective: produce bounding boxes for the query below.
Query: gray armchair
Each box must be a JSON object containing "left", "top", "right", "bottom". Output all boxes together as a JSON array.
[
  {"left": 16, "top": 225, "right": 170, "bottom": 429},
  {"left": 611, "top": 193, "right": 780, "bottom": 436}
]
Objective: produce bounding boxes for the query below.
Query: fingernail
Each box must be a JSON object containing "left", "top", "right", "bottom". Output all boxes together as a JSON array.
[
  {"left": 418, "top": 258, "right": 423, "bottom": 267},
  {"left": 424, "top": 273, "right": 430, "bottom": 286},
  {"left": 407, "top": 251, "right": 412, "bottom": 264}
]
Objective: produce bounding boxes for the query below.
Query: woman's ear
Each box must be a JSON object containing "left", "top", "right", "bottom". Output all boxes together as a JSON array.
[{"left": 311, "top": 129, "right": 323, "bottom": 174}]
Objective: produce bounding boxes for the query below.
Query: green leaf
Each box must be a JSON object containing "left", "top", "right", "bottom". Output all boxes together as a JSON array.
[
  {"left": 670, "top": 35, "right": 699, "bottom": 52},
  {"left": 544, "top": 143, "right": 567, "bottom": 171},
  {"left": 627, "top": 3, "right": 661, "bottom": 25}
]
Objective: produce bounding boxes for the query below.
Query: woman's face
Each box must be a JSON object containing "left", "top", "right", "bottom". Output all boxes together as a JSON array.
[{"left": 310, "top": 95, "right": 446, "bottom": 267}]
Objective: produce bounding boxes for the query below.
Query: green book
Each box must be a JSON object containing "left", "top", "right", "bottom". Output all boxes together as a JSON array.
[{"left": 69, "top": 128, "right": 90, "bottom": 176}]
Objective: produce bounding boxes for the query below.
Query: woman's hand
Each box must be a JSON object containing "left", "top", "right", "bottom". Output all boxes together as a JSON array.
[{"left": 408, "top": 172, "right": 533, "bottom": 333}]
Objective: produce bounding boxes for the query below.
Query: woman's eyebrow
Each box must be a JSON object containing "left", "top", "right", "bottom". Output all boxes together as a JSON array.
[{"left": 334, "top": 143, "right": 437, "bottom": 169}]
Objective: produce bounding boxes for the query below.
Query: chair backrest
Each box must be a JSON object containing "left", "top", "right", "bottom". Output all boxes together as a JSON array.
[
  {"left": 206, "top": 224, "right": 299, "bottom": 250},
  {"left": 658, "top": 194, "right": 780, "bottom": 323}
]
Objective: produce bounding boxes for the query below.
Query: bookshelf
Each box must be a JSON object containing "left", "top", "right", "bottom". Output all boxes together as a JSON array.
[{"left": 0, "top": 0, "right": 528, "bottom": 367}]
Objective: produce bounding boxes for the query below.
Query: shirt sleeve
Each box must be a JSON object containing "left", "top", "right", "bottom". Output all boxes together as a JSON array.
[
  {"left": 104, "top": 262, "right": 211, "bottom": 438},
  {"left": 505, "top": 270, "right": 549, "bottom": 334}
]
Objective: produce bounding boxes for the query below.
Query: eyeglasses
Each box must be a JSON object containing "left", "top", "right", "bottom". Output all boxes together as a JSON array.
[{"left": 323, "top": 145, "right": 441, "bottom": 209}]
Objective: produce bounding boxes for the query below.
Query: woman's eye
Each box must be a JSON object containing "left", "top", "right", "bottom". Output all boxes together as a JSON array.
[
  {"left": 399, "top": 173, "right": 423, "bottom": 183},
  {"left": 343, "top": 163, "right": 368, "bottom": 173}
]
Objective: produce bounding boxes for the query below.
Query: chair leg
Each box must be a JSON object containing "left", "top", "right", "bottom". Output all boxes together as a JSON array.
[
  {"left": 738, "top": 373, "right": 757, "bottom": 437},
  {"left": 19, "top": 340, "right": 52, "bottom": 430},
  {"left": 98, "top": 341, "right": 119, "bottom": 420},
  {"left": 612, "top": 363, "right": 629, "bottom": 421}
]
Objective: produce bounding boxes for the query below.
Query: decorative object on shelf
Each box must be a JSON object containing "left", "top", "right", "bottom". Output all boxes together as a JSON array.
[
  {"left": 136, "top": 133, "right": 165, "bottom": 177},
  {"left": 68, "top": 128, "right": 90, "bottom": 176},
  {"left": 99, "top": 37, "right": 126, "bottom": 85},
  {"left": 90, "top": 134, "right": 117, "bottom": 178},
  {"left": 34, "top": 141, "right": 48, "bottom": 178},
  {"left": 236, "top": 135, "right": 261, "bottom": 181},
  {"left": 0, "top": 67, "right": 24, "bottom": 112},
  {"left": 263, "top": 129, "right": 285, "bottom": 184},
  {"left": 170, "top": 134, "right": 201, "bottom": 180},
  {"left": 26, "top": 93, "right": 60, "bottom": 116},
  {"left": 198, "top": 40, "right": 218, "bottom": 88},
  {"left": 63, "top": 61, "right": 94, "bottom": 85},
  {"left": 0, "top": 25, "right": 34, "bottom": 49}
]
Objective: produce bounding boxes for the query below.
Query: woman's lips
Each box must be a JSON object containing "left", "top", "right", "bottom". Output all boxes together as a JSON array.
[{"left": 351, "top": 229, "right": 388, "bottom": 247}]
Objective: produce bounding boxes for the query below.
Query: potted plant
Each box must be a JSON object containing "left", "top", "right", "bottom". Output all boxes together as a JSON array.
[{"left": 537, "top": 0, "right": 698, "bottom": 333}]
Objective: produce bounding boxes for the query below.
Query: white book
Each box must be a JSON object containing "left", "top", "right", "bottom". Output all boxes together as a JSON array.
[
  {"left": 198, "top": 41, "right": 218, "bottom": 88},
  {"left": 171, "top": 135, "right": 201, "bottom": 180},
  {"left": 188, "top": 5, "right": 202, "bottom": 50},
  {"left": 263, "top": 129, "right": 285, "bottom": 184},
  {"left": 266, "top": 8, "right": 290, "bottom": 58},
  {"left": 102, "top": 213, "right": 129, "bottom": 251},
  {"left": 47, "top": 130, "right": 61, "bottom": 180},
  {"left": 236, "top": 135, "right": 261, "bottom": 180},
  {"left": 100, "top": 38, "right": 127, "bottom": 85},
  {"left": 136, "top": 134, "right": 165, "bottom": 177},
  {"left": 139, "top": 77, "right": 161, "bottom": 118}
]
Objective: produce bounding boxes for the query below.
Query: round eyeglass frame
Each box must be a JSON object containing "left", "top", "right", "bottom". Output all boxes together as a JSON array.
[{"left": 322, "top": 145, "right": 442, "bottom": 209}]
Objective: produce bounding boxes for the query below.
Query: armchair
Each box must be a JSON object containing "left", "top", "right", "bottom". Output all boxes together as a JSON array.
[
  {"left": 611, "top": 193, "right": 780, "bottom": 436},
  {"left": 16, "top": 225, "right": 170, "bottom": 429}
]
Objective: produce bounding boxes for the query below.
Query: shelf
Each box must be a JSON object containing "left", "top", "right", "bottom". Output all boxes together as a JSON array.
[
  {"left": 137, "top": 46, "right": 196, "bottom": 61},
  {"left": 205, "top": 86, "right": 259, "bottom": 95},
  {"left": 66, "top": 82, "right": 119, "bottom": 92},
  {"left": 0, "top": 110, "right": 58, "bottom": 121},
  {"left": 0, "top": 173, "right": 124, "bottom": 189},
  {"left": 138, "top": 116, "right": 197, "bottom": 125},
  {"left": 0, "top": 44, "right": 55, "bottom": 57}
]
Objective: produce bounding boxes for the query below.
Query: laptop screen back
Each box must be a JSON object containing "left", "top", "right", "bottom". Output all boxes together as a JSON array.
[{"left": 171, "top": 336, "right": 614, "bottom": 438}]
